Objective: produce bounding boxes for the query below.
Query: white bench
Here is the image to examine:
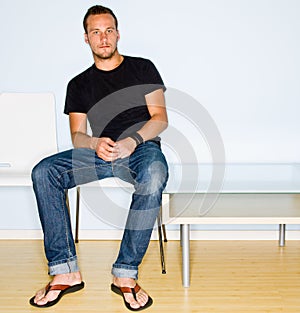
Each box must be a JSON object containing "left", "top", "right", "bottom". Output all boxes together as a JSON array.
[
  {"left": 162, "top": 163, "right": 300, "bottom": 287},
  {"left": 71, "top": 163, "right": 300, "bottom": 287}
]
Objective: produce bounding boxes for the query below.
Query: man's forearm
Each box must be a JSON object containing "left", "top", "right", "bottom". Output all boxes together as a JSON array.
[
  {"left": 136, "top": 116, "right": 168, "bottom": 142},
  {"left": 72, "top": 131, "right": 97, "bottom": 150}
]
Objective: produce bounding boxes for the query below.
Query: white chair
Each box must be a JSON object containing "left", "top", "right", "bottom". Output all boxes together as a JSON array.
[
  {"left": 73, "top": 183, "right": 168, "bottom": 273},
  {"left": 0, "top": 93, "right": 58, "bottom": 187}
]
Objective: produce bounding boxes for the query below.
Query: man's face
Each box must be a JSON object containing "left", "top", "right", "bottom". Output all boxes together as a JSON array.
[{"left": 84, "top": 14, "right": 120, "bottom": 60}]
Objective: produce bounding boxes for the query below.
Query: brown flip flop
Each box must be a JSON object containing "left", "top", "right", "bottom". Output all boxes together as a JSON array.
[
  {"left": 29, "top": 281, "right": 85, "bottom": 308},
  {"left": 111, "top": 283, "right": 153, "bottom": 311}
]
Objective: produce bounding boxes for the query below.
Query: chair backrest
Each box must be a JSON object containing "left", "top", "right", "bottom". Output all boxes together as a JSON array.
[{"left": 0, "top": 93, "right": 58, "bottom": 175}]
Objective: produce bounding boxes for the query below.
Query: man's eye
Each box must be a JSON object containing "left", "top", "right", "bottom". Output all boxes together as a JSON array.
[{"left": 91, "top": 30, "right": 99, "bottom": 35}]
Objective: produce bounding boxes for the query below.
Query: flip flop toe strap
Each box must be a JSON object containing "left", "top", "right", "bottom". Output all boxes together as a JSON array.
[
  {"left": 48, "top": 284, "right": 72, "bottom": 291},
  {"left": 120, "top": 284, "right": 141, "bottom": 301},
  {"left": 43, "top": 284, "right": 72, "bottom": 296}
]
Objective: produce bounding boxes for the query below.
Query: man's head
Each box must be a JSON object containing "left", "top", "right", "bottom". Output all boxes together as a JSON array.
[
  {"left": 83, "top": 5, "right": 118, "bottom": 33},
  {"left": 83, "top": 5, "right": 120, "bottom": 62}
]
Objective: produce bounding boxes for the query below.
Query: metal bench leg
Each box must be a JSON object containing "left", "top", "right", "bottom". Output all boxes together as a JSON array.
[
  {"left": 181, "top": 224, "right": 190, "bottom": 287},
  {"left": 279, "top": 224, "right": 286, "bottom": 247},
  {"left": 180, "top": 224, "right": 183, "bottom": 247},
  {"left": 157, "top": 208, "right": 167, "bottom": 274}
]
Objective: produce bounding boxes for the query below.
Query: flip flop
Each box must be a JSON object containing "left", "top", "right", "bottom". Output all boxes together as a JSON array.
[
  {"left": 29, "top": 281, "right": 85, "bottom": 308},
  {"left": 111, "top": 283, "right": 153, "bottom": 311}
]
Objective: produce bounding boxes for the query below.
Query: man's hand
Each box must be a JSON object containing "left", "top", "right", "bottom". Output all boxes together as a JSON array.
[
  {"left": 93, "top": 137, "right": 118, "bottom": 161},
  {"left": 112, "top": 137, "right": 137, "bottom": 159}
]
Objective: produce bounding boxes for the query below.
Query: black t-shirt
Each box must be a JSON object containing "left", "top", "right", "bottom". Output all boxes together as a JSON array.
[{"left": 64, "top": 56, "right": 165, "bottom": 142}]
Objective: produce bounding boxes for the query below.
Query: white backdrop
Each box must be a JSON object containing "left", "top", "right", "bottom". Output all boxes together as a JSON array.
[
  {"left": 1, "top": 0, "right": 300, "bottom": 161},
  {"left": 1, "top": 0, "right": 300, "bottom": 232}
]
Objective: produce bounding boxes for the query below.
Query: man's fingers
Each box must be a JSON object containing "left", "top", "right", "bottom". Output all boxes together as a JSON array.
[
  {"left": 95, "top": 137, "right": 135, "bottom": 161},
  {"left": 96, "top": 145, "right": 119, "bottom": 161},
  {"left": 103, "top": 137, "right": 116, "bottom": 147}
]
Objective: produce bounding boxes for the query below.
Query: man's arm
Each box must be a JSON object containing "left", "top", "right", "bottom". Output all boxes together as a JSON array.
[
  {"left": 114, "top": 88, "right": 168, "bottom": 158},
  {"left": 69, "top": 112, "right": 117, "bottom": 161},
  {"left": 69, "top": 88, "right": 167, "bottom": 160},
  {"left": 137, "top": 88, "right": 168, "bottom": 140}
]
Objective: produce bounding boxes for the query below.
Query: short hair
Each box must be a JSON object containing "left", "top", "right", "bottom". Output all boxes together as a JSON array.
[{"left": 83, "top": 5, "right": 118, "bottom": 33}]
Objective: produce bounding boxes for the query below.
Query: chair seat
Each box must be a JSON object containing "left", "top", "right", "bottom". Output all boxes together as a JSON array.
[
  {"left": 0, "top": 174, "right": 32, "bottom": 186},
  {"left": 80, "top": 177, "right": 133, "bottom": 189}
]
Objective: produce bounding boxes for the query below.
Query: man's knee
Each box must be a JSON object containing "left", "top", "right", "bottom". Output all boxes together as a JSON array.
[
  {"left": 137, "top": 158, "right": 169, "bottom": 195},
  {"left": 31, "top": 157, "right": 52, "bottom": 184},
  {"left": 31, "top": 153, "right": 65, "bottom": 186},
  {"left": 149, "top": 160, "right": 168, "bottom": 187}
]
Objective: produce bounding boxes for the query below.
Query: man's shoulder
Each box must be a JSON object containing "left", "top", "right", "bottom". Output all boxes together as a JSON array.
[
  {"left": 124, "top": 56, "right": 158, "bottom": 74},
  {"left": 68, "top": 64, "right": 95, "bottom": 85},
  {"left": 125, "top": 55, "right": 154, "bottom": 66}
]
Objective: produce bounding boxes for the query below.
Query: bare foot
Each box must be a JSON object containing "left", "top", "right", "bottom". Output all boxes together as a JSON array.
[
  {"left": 112, "top": 277, "right": 150, "bottom": 310},
  {"left": 33, "top": 272, "right": 82, "bottom": 306}
]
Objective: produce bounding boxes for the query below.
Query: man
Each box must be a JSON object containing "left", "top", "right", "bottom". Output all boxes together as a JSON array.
[{"left": 30, "top": 5, "right": 168, "bottom": 311}]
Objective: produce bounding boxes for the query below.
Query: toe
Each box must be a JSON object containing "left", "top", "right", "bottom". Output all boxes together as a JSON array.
[
  {"left": 33, "top": 289, "right": 60, "bottom": 306},
  {"left": 33, "top": 287, "right": 47, "bottom": 304},
  {"left": 35, "top": 296, "right": 48, "bottom": 306},
  {"left": 123, "top": 293, "right": 141, "bottom": 310},
  {"left": 136, "top": 290, "right": 149, "bottom": 307}
]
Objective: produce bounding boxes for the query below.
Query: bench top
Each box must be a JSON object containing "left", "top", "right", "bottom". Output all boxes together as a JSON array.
[
  {"left": 165, "top": 193, "right": 300, "bottom": 224},
  {"left": 165, "top": 163, "right": 300, "bottom": 193}
]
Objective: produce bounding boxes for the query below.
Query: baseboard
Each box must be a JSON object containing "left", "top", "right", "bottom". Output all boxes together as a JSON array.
[
  {"left": 1, "top": 229, "right": 300, "bottom": 240},
  {"left": 0, "top": 230, "right": 44, "bottom": 239}
]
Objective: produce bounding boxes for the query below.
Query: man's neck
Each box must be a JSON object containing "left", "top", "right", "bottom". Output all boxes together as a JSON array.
[{"left": 94, "top": 52, "right": 124, "bottom": 71}]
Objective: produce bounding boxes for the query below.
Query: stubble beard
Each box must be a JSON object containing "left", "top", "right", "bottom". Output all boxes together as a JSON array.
[{"left": 94, "top": 46, "right": 118, "bottom": 61}]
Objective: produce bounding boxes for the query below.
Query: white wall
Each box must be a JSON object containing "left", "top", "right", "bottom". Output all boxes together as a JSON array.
[{"left": 1, "top": 0, "right": 300, "bottom": 234}]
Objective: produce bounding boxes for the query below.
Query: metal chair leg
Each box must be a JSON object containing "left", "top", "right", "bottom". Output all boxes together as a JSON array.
[
  {"left": 75, "top": 187, "right": 80, "bottom": 243},
  {"left": 162, "top": 223, "right": 168, "bottom": 242},
  {"left": 65, "top": 188, "right": 80, "bottom": 243},
  {"left": 65, "top": 190, "right": 70, "bottom": 215},
  {"left": 157, "top": 208, "right": 167, "bottom": 274}
]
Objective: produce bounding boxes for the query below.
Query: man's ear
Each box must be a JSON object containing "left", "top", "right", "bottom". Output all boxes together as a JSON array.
[
  {"left": 84, "top": 33, "right": 89, "bottom": 44},
  {"left": 117, "top": 30, "right": 120, "bottom": 42}
]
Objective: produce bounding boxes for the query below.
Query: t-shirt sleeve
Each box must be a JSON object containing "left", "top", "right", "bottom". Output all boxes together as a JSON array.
[
  {"left": 64, "top": 79, "right": 86, "bottom": 115},
  {"left": 143, "top": 59, "right": 166, "bottom": 94}
]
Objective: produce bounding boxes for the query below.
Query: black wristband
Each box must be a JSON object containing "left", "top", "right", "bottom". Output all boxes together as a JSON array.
[{"left": 130, "top": 132, "right": 144, "bottom": 146}]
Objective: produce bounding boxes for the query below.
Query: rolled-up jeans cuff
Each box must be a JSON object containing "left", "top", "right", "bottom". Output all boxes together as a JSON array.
[
  {"left": 49, "top": 257, "right": 79, "bottom": 276},
  {"left": 111, "top": 265, "right": 138, "bottom": 280}
]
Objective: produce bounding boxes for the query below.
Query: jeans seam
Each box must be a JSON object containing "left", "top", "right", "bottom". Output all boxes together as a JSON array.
[
  {"left": 55, "top": 163, "right": 111, "bottom": 181},
  {"left": 112, "top": 163, "right": 137, "bottom": 184},
  {"left": 61, "top": 189, "right": 72, "bottom": 262},
  {"left": 55, "top": 161, "right": 137, "bottom": 187}
]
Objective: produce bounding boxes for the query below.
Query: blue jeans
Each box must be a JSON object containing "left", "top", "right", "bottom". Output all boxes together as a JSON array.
[{"left": 31, "top": 141, "right": 168, "bottom": 280}]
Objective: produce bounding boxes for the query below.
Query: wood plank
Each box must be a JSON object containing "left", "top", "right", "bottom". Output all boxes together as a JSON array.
[{"left": 1, "top": 240, "right": 300, "bottom": 312}]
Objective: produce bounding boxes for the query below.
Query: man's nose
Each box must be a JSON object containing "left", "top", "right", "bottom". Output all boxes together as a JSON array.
[{"left": 100, "top": 32, "right": 108, "bottom": 42}]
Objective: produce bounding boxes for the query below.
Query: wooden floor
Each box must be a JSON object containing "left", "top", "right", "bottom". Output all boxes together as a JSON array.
[{"left": 1, "top": 239, "right": 300, "bottom": 312}]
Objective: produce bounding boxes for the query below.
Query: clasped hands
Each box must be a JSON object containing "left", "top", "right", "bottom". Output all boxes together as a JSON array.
[{"left": 93, "top": 137, "right": 137, "bottom": 161}]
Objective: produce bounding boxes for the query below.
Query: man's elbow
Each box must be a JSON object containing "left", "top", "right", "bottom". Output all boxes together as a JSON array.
[
  {"left": 71, "top": 131, "right": 82, "bottom": 148},
  {"left": 162, "top": 119, "right": 168, "bottom": 131}
]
